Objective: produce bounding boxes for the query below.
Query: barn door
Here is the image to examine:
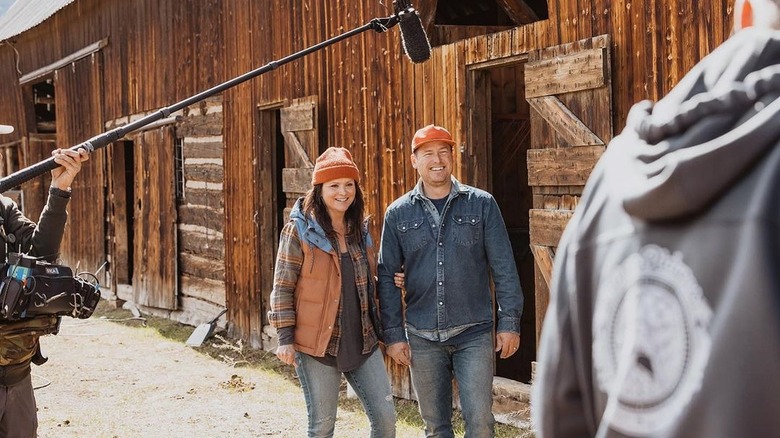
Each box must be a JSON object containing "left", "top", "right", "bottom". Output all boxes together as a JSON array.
[
  {"left": 132, "top": 127, "right": 177, "bottom": 309},
  {"left": 54, "top": 55, "right": 107, "bottom": 282},
  {"left": 280, "top": 96, "right": 319, "bottom": 219},
  {"left": 524, "top": 35, "right": 613, "bottom": 342}
]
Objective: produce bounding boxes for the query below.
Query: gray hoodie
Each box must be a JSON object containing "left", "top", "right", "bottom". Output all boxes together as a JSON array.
[{"left": 533, "top": 28, "right": 780, "bottom": 438}]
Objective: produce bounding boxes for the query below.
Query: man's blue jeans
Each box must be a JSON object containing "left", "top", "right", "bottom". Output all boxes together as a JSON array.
[
  {"left": 408, "top": 330, "right": 495, "bottom": 438},
  {"left": 296, "top": 349, "right": 396, "bottom": 438}
]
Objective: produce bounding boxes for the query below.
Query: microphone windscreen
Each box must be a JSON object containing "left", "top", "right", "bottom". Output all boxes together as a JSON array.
[{"left": 399, "top": 9, "right": 431, "bottom": 63}]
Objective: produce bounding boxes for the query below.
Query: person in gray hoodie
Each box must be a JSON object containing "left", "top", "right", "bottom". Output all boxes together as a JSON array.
[{"left": 532, "top": 1, "right": 780, "bottom": 437}]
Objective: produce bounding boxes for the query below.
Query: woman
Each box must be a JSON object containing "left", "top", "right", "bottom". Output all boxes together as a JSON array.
[{"left": 268, "top": 147, "right": 396, "bottom": 438}]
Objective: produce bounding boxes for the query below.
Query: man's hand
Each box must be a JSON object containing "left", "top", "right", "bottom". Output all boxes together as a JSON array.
[
  {"left": 386, "top": 342, "right": 411, "bottom": 366},
  {"left": 275, "top": 344, "right": 297, "bottom": 367},
  {"left": 496, "top": 332, "right": 521, "bottom": 359},
  {"left": 393, "top": 271, "right": 405, "bottom": 289},
  {"left": 50, "top": 148, "right": 90, "bottom": 191}
]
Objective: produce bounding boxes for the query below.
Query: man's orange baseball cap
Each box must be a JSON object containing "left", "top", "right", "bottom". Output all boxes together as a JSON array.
[{"left": 411, "top": 124, "right": 456, "bottom": 152}]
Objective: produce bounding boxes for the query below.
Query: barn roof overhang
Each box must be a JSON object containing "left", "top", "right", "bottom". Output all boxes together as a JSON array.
[{"left": 0, "top": 0, "right": 76, "bottom": 41}]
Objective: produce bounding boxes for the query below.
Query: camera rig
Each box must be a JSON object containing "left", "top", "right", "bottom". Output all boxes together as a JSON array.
[{"left": 0, "top": 252, "right": 101, "bottom": 321}]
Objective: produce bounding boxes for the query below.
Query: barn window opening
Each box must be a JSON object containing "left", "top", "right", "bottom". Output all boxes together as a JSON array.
[
  {"left": 427, "top": 0, "right": 548, "bottom": 46},
  {"left": 32, "top": 79, "right": 56, "bottom": 133}
]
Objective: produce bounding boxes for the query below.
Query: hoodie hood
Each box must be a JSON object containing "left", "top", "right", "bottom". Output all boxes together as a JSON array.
[
  {"left": 288, "top": 197, "right": 373, "bottom": 253},
  {"left": 289, "top": 198, "right": 335, "bottom": 254},
  {"left": 603, "top": 28, "right": 780, "bottom": 221}
]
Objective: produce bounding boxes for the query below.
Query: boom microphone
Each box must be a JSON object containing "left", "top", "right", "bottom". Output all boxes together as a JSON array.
[{"left": 394, "top": 0, "right": 432, "bottom": 63}]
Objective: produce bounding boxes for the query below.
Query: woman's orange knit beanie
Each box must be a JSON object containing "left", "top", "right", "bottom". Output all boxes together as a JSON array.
[{"left": 311, "top": 147, "right": 360, "bottom": 185}]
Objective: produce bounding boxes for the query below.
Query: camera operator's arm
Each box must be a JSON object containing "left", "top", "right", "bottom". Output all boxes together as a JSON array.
[{"left": 4, "top": 148, "right": 89, "bottom": 262}]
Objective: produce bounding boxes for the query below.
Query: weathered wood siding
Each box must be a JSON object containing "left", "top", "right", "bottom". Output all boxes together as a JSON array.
[
  {"left": 54, "top": 54, "right": 107, "bottom": 281},
  {"left": 0, "top": 0, "right": 734, "bottom": 363},
  {"left": 220, "top": 0, "right": 733, "bottom": 348},
  {"left": 0, "top": 1, "right": 223, "bottom": 130},
  {"left": 0, "top": 0, "right": 225, "bottom": 326}
]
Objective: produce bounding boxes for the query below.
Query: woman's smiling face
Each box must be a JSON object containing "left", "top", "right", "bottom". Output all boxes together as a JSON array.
[{"left": 321, "top": 177, "right": 356, "bottom": 217}]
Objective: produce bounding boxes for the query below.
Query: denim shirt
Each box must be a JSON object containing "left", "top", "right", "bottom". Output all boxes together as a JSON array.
[{"left": 377, "top": 177, "right": 523, "bottom": 345}]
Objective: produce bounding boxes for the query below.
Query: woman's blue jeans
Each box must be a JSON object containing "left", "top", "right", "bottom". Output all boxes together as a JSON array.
[
  {"left": 408, "top": 330, "right": 495, "bottom": 438},
  {"left": 296, "top": 348, "right": 396, "bottom": 438}
]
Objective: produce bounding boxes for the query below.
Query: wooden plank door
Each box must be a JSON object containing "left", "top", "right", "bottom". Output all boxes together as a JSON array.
[
  {"left": 54, "top": 54, "right": 107, "bottom": 281},
  {"left": 132, "top": 127, "right": 177, "bottom": 309},
  {"left": 280, "top": 96, "right": 319, "bottom": 218},
  {"left": 524, "top": 35, "right": 613, "bottom": 343}
]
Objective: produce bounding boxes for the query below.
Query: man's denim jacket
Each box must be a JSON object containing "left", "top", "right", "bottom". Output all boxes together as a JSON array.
[{"left": 377, "top": 177, "right": 523, "bottom": 345}]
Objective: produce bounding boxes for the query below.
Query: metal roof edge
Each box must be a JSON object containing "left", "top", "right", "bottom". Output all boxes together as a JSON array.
[{"left": 0, "top": 0, "right": 78, "bottom": 42}]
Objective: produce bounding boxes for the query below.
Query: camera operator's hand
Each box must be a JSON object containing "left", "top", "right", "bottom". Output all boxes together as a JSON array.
[{"left": 50, "top": 148, "right": 90, "bottom": 191}]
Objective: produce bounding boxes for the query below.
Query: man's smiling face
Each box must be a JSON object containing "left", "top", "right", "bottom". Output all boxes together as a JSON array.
[{"left": 411, "top": 141, "right": 453, "bottom": 189}]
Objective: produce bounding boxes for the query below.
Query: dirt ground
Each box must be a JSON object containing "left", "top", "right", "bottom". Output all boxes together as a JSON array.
[{"left": 30, "top": 315, "right": 426, "bottom": 438}]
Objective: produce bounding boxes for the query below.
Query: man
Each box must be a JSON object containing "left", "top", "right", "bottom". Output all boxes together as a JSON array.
[
  {"left": 377, "top": 124, "right": 523, "bottom": 437},
  {"left": 0, "top": 123, "right": 89, "bottom": 437},
  {"left": 532, "top": 1, "right": 780, "bottom": 437}
]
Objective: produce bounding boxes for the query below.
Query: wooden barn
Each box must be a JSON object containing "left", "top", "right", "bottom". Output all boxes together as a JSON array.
[{"left": 0, "top": 0, "right": 733, "bottom": 422}]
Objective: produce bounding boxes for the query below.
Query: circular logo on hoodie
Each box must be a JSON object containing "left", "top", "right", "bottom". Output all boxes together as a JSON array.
[{"left": 593, "top": 244, "right": 713, "bottom": 436}]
